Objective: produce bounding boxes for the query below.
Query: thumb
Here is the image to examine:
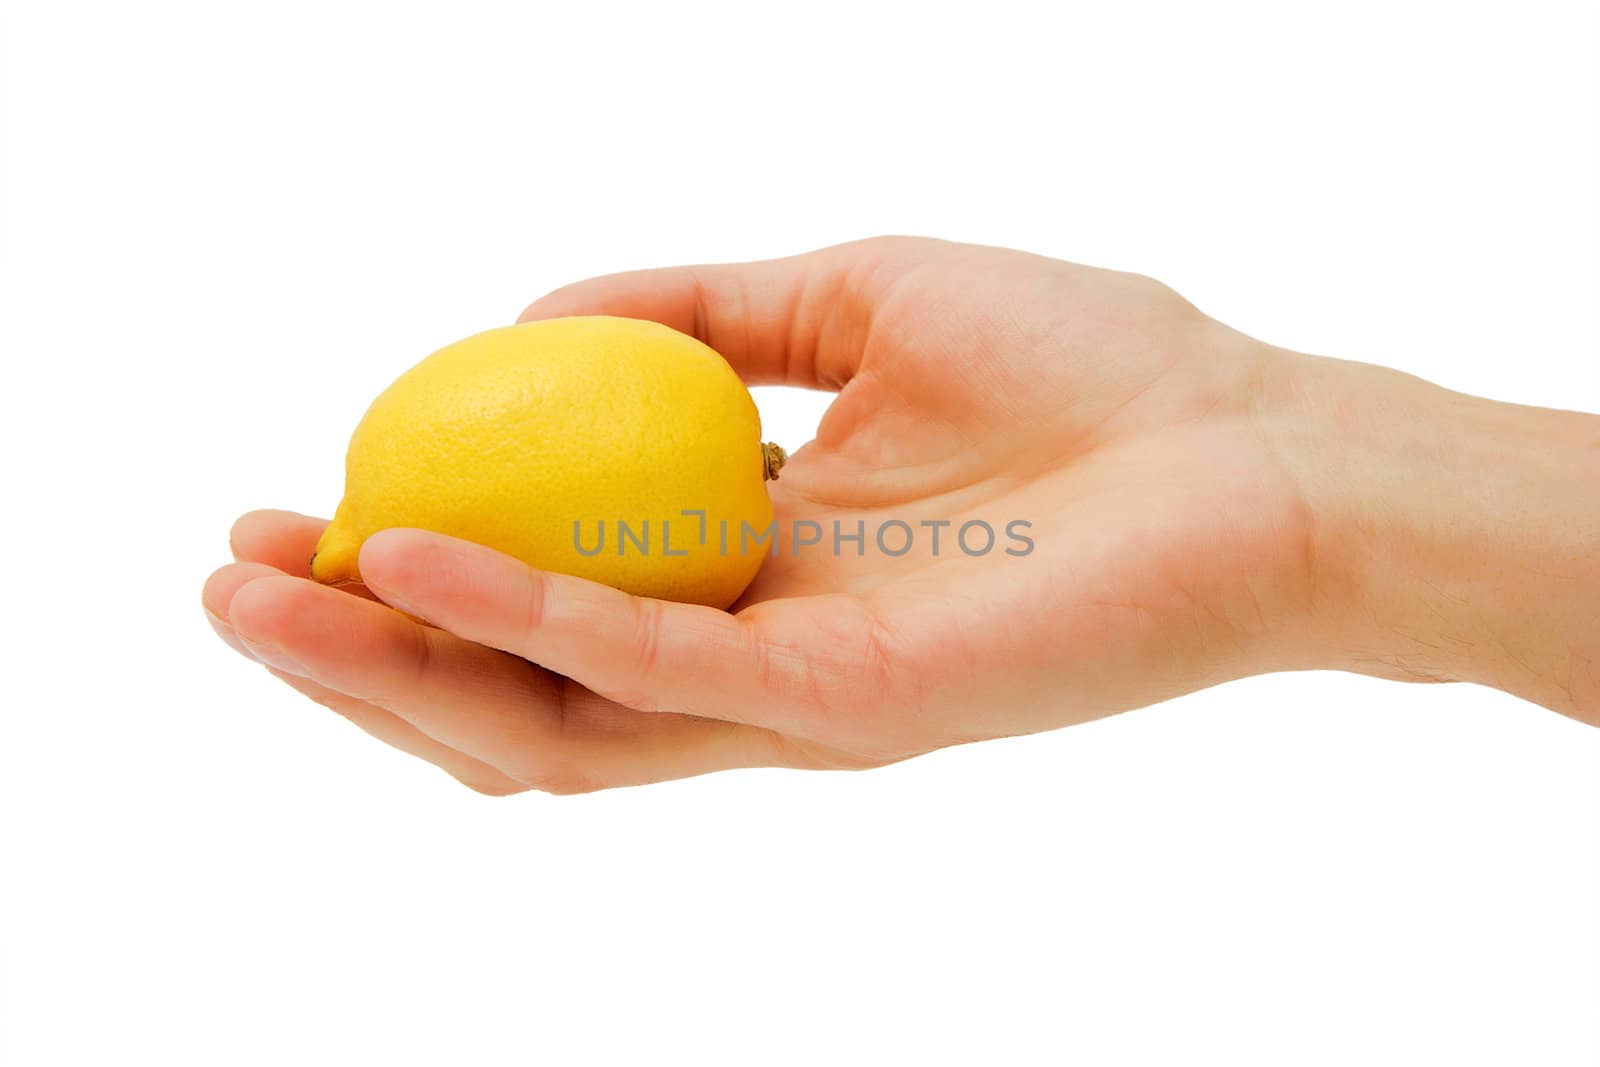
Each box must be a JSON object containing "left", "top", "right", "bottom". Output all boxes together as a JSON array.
[{"left": 516, "top": 235, "right": 944, "bottom": 390}]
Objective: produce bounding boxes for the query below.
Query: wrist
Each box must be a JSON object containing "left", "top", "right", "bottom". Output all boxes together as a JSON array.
[{"left": 1256, "top": 349, "right": 1600, "bottom": 720}]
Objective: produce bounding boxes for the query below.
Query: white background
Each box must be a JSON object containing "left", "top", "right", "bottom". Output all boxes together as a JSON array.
[{"left": 2, "top": 1, "right": 1596, "bottom": 1064}]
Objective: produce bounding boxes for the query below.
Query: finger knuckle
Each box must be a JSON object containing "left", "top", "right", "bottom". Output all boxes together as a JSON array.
[
  {"left": 632, "top": 598, "right": 665, "bottom": 683},
  {"left": 458, "top": 776, "right": 527, "bottom": 798},
  {"left": 520, "top": 569, "right": 548, "bottom": 645},
  {"left": 515, "top": 760, "right": 604, "bottom": 796},
  {"left": 533, "top": 773, "right": 602, "bottom": 796}
]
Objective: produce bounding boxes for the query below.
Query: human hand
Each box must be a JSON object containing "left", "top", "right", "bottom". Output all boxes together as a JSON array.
[{"left": 202, "top": 237, "right": 1600, "bottom": 794}]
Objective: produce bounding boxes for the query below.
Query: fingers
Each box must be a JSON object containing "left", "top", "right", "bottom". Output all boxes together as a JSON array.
[
  {"left": 214, "top": 568, "right": 794, "bottom": 791},
  {"left": 229, "top": 509, "right": 328, "bottom": 575},
  {"left": 203, "top": 561, "right": 287, "bottom": 655},
  {"left": 204, "top": 561, "right": 525, "bottom": 794},
  {"left": 228, "top": 508, "right": 385, "bottom": 604},
  {"left": 357, "top": 528, "right": 882, "bottom": 742},
  {"left": 516, "top": 235, "right": 941, "bottom": 389},
  {"left": 263, "top": 665, "right": 530, "bottom": 795}
]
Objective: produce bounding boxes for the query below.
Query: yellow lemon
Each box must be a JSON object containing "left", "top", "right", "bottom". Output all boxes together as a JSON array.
[{"left": 310, "top": 316, "right": 784, "bottom": 609}]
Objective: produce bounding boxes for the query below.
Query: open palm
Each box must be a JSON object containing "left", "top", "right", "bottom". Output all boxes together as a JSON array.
[{"left": 204, "top": 236, "right": 1316, "bottom": 793}]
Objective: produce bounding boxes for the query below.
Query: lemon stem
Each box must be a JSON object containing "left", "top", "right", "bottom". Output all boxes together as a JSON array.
[{"left": 762, "top": 442, "right": 787, "bottom": 481}]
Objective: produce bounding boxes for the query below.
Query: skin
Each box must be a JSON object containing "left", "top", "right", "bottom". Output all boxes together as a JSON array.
[{"left": 201, "top": 236, "right": 1600, "bottom": 795}]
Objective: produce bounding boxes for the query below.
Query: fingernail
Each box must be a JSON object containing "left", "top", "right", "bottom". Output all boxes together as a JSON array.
[{"left": 237, "top": 635, "right": 310, "bottom": 677}]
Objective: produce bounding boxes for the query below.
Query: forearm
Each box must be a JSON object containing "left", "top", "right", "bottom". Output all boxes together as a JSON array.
[{"left": 1260, "top": 349, "right": 1600, "bottom": 722}]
